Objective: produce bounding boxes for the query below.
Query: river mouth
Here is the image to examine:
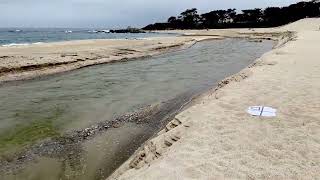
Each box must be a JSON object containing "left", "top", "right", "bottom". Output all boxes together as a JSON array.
[{"left": 0, "top": 39, "right": 273, "bottom": 179}]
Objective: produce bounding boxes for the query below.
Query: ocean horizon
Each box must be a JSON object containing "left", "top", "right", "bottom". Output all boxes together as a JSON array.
[{"left": 0, "top": 28, "right": 173, "bottom": 46}]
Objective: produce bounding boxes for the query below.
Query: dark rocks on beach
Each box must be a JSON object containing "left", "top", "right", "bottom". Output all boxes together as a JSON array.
[
  {"left": 110, "top": 28, "right": 146, "bottom": 34},
  {"left": 90, "top": 27, "right": 146, "bottom": 34},
  {"left": 94, "top": 28, "right": 145, "bottom": 34}
]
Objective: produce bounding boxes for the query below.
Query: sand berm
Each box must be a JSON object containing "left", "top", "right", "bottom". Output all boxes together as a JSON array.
[
  {"left": 108, "top": 18, "right": 320, "bottom": 179},
  {"left": 0, "top": 35, "right": 223, "bottom": 83}
]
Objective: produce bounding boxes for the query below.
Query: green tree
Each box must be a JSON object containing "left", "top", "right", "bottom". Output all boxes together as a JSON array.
[
  {"left": 180, "top": 8, "right": 201, "bottom": 29},
  {"left": 242, "top": 8, "right": 263, "bottom": 23},
  {"left": 201, "top": 11, "right": 220, "bottom": 28},
  {"left": 167, "top": 16, "right": 177, "bottom": 23}
]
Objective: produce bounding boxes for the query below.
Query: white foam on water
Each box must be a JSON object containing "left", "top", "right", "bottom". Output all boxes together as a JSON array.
[
  {"left": 33, "top": 42, "right": 44, "bottom": 45},
  {"left": 1, "top": 42, "right": 44, "bottom": 47},
  {"left": 1, "top": 43, "right": 30, "bottom": 47}
]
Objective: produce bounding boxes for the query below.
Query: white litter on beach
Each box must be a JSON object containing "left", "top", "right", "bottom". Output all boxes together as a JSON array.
[{"left": 247, "top": 106, "right": 277, "bottom": 117}]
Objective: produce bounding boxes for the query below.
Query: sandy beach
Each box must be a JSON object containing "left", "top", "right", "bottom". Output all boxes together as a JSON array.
[
  {"left": 1, "top": 17, "right": 319, "bottom": 179},
  {"left": 0, "top": 36, "right": 224, "bottom": 83},
  {"left": 109, "top": 18, "right": 320, "bottom": 179},
  {"left": 0, "top": 35, "right": 274, "bottom": 179},
  {"left": 0, "top": 26, "right": 285, "bottom": 83}
]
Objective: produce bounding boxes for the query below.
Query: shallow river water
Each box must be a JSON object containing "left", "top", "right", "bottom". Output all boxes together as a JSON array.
[{"left": 0, "top": 39, "right": 273, "bottom": 179}]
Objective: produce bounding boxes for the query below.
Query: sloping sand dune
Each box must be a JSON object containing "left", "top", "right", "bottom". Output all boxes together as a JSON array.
[
  {"left": 110, "top": 18, "right": 320, "bottom": 179},
  {"left": 279, "top": 18, "right": 320, "bottom": 31}
]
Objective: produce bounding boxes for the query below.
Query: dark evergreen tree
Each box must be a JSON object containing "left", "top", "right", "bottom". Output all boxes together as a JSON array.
[{"left": 143, "top": 1, "right": 320, "bottom": 30}]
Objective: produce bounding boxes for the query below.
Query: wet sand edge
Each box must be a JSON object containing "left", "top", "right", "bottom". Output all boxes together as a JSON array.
[{"left": 107, "top": 31, "right": 295, "bottom": 179}]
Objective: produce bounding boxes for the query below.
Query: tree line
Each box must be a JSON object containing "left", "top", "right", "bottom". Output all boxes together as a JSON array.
[{"left": 143, "top": 1, "right": 320, "bottom": 30}]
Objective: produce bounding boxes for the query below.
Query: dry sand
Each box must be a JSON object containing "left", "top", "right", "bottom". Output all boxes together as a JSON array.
[
  {"left": 0, "top": 36, "right": 220, "bottom": 83},
  {"left": 109, "top": 18, "right": 320, "bottom": 179}
]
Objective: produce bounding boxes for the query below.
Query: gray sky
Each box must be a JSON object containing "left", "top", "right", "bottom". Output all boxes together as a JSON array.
[{"left": 0, "top": 0, "right": 302, "bottom": 28}]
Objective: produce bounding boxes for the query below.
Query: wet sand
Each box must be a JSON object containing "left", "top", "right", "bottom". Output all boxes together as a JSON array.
[
  {"left": 0, "top": 39, "right": 273, "bottom": 179},
  {"left": 109, "top": 18, "right": 320, "bottom": 179},
  {"left": 1, "top": 17, "right": 319, "bottom": 179},
  {"left": 0, "top": 36, "right": 223, "bottom": 83},
  {"left": 0, "top": 27, "right": 286, "bottom": 84}
]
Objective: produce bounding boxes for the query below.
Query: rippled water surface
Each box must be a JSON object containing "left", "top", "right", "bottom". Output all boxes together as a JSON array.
[
  {"left": 0, "top": 28, "right": 174, "bottom": 46},
  {"left": 0, "top": 39, "right": 273, "bottom": 179}
]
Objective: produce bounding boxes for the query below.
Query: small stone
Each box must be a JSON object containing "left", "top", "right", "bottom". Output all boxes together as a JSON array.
[{"left": 112, "top": 123, "right": 121, "bottom": 128}]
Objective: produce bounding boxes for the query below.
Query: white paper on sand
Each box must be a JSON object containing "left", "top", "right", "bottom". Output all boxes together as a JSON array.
[{"left": 247, "top": 106, "right": 277, "bottom": 117}]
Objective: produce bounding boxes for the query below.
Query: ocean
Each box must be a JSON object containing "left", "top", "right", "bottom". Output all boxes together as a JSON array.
[{"left": 0, "top": 28, "right": 173, "bottom": 46}]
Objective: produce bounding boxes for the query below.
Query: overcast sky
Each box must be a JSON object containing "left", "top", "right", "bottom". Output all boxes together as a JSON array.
[{"left": 0, "top": 0, "right": 302, "bottom": 28}]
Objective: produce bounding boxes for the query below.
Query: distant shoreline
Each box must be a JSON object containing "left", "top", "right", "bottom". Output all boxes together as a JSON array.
[
  {"left": 0, "top": 29, "right": 170, "bottom": 46},
  {"left": 0, "top": 28, "right": 285, "bottom": 84}
]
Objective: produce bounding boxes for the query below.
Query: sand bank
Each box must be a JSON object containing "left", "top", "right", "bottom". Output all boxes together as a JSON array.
[
  {"left": 0, "top": 19, "right": 295, "bottom": 84},
  {"left": 0, "top": 36, "right": 221, "bottom": 83},
  {"left": 109, "top": 18, "right": 320, "bottom": 179}
]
